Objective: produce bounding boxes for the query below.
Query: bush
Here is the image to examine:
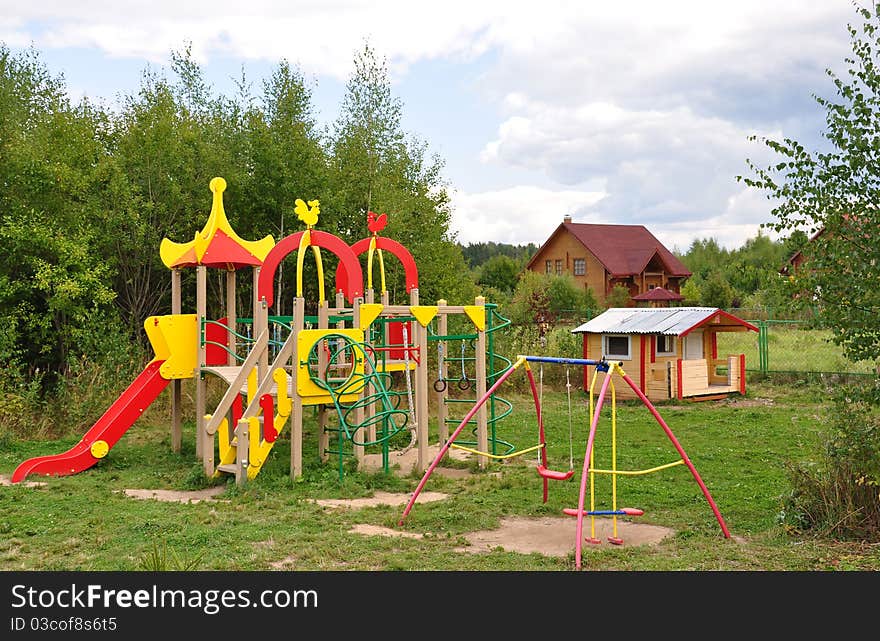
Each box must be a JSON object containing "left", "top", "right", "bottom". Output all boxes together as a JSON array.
[
  {"left": 779, "top": 381, "right": 880, "bottom": 541},
  {"left": 605, "top": 284, "right": 631, "bottom": 308}
]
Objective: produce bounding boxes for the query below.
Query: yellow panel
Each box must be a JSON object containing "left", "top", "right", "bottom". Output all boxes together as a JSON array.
[
  {"left": 301, "top": 393, "right": 360, "bottom": 406},
  {"left": 273, "top": 368, "right": 292, "bottom": 417},
  {"left": 145, "top": 314, "right": 198, "bottom": 379},
  {"left": 144, "top": 315, "right": 170, "bottom": 363},
  {"left": 296, "top": 329, "right": 365, "bottom": 399},
  {"left": 247, "top": 416, "right": 261, "bottom": 471},
  {"left": 463, "top": 305, "right": 486, "bottom": 332},
  {"left": 359, "top": 303, "right": 384, "bottom": 330},
  {"left": 159, "top": 235, "right": 197, "bottom": 269},
  {"left": 375, "top": 360, "right": 417, "bottom": 373},
  {"left": 409, "top": 305, "right": 439, "bottom": 327}
]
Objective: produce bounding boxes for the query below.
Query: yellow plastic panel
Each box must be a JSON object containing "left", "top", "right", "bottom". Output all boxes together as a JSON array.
[
  {"left": 409, "top": 305, "right": 439, "bottom": 327},
  {"left": 296, "top": 329, "right": 365, "bottom": 401},
  {"left": 359, "top": 303, "right": 384, "bottom": 330},
  {"left": 145, "top": 314, "right": 198, "bottom": 379},
  {"left": 463, "top": 305, "right": 486, "bottom": 332}
]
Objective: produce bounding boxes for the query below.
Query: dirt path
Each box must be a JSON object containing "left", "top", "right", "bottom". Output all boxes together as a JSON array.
[{"left": 457, "top": 516, "right": 674, "bottom": 556}]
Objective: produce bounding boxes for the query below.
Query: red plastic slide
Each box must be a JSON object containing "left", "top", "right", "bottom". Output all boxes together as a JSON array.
[{"left": 11, "top": 360, "right": 170, "bottom": 483}]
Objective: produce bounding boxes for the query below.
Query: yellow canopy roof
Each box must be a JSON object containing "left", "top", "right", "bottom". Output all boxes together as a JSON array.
[{"left": 159, "top": 177, "right": 275, "bottom": 269}]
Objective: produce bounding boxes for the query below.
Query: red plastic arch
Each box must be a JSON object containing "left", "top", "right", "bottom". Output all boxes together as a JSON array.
[
  {"left": 257, "top": 230, "right": 364, "bottom": 307},
  {"left": 337, "top": 236, "right": 419, "bottom": 299}
]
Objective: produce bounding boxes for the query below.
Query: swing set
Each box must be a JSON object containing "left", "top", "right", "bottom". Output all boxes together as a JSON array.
[{"left": 399, "top": 354, "right": 731, "bottom": 570}]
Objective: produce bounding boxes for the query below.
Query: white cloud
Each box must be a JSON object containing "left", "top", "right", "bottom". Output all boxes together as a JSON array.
[
  {"left": 0, "top": 0, "right": 508, "bottom": 77},
  {"left": 1, "top": 0, "right": 859, "bottom": 251},
  {"left": 449, "top": 185, "right": 606, "bottom": 245},
  {"left": 2, "top": 2, "right": 853, "bottom": 84},
  {"left": 479, "top": 97, "right": 785, "bottom": 248}
]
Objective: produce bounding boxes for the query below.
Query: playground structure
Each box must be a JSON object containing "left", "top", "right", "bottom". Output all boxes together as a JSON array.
[
  {"left": 12, "top": 177, "right": 514, "bottom": 484},
  {"left": 398, "top": 354, "right": 731, "bottom": 571}
]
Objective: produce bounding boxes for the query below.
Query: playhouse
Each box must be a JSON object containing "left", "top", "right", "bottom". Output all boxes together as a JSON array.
[{"left": 572, "top": 307, "right": 758, "bottom": 401}]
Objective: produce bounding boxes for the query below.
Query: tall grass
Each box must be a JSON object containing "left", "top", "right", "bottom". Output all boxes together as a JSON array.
[{"left": 780, "top": 384, "right": 880, "bottom": 541}]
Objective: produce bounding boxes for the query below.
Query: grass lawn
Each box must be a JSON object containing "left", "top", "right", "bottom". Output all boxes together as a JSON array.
[{"left": 1, "top": 377, "right": 878, "bottom": 572}]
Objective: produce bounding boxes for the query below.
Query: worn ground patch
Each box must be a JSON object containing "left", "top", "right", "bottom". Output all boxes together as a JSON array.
[
  {"left": 121, "top": 487, "right": 228, "bottom": 504},
  {"left": 269, "top": 555, "right": 298, "bottom": 570},
  {"left": 349, "top": 524, "right": 424, "bottom": 539},
  {"left": 361, "top": 442, "right": 474, "bottom": 477},
  {"left": 724, "top": 397, "right": 774, "bottom": 408},
  {"left": 311, "top": 490, "right": 447, "bottom": 509},
  {"left": 0, "top": 474, "right": 46, "bottom": 488},
  {"left": 455, "top": 516, "right": 675, "bottom": 557}
]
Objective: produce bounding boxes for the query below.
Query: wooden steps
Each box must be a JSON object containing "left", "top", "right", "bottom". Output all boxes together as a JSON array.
[{"left": 202, "top": 365, "right": 293, "bottom": 397}]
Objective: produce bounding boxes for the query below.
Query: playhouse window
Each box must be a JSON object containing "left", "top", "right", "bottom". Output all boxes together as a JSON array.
[
  {"left": 573, "top": 258, "right": 585, "bottom": 276},
  {"left": 555, "top": 259, "right": 563, "bottom": 275},
  {"left": 545, "top": 260, "right": 552, "bottom": 274},
  {"left": 603, "top": 334, "right": 631, "bottom": 360},
  {"left": 656, "top": 334, "right": 675, "bottom": 356}
]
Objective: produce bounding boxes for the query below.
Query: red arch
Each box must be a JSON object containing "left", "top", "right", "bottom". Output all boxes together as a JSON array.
[
  {"left": 257, "top": 230, "right": 364, "bottom": 308},
  {"left": 337, "top": 236, "right": 419, "bottom": 299}
]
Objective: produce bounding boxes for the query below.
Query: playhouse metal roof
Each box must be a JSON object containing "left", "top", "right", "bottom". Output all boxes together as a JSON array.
[{"left": 571, "top": 307, "right": 757, "bottom": 336}]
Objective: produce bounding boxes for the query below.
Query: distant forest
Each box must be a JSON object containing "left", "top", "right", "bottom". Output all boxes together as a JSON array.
[{"left": 459, "top": 241, "right": 539, "bottom": 267}]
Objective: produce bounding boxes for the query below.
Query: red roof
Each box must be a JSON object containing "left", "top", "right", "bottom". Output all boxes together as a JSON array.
[
  {"left": 631, "top": 287, "right": 684, "bottom": 301},
  {"left": 528, "top": 222, "right": 691, "bottom": 277}
]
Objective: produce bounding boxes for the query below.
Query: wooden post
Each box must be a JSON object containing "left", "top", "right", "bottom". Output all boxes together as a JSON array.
[
  {"left": 475, "top": 295, "right": 488, "bottom": 469},
  {"left": 436, "top": 300, "right": 449, "bottom": 445},
  {"left": 235, "top": 419, "right": 249, "bottom": 487},
  {"left": 317, "top": 299, "right": 330, "bottom": 463},
  {"left": 338, "top": 292, "right": 364, "bottom": 463},
  {"left": 196, "top": 266, "right": 211, "bottom": 474},
  {"left": 226, "top": 269, "right": 236, "bottom": 365},
  {"left": 254, "top": 267, "right": 268, "bottom": 379},
  {"left": 289, "top": 296, "right": 305, "bottom": 479},
  {"left": 416, "top": 307, "right": 429, "bottom": 472},
  {"left": 290, "top": 296, "right": 305, "bottom": 480},
  {"left": 352, "top": 296, "right": 366, "bottom": 463},
  {"left": 363, "top": 289, "right": 376, "bottom": 442},
  {"left": 171, "top": 268, "right": 182, "bottom": 454}
]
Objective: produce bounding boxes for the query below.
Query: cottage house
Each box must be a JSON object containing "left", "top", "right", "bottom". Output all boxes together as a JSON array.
[
  {"left": 526, "top": 216, "right": 691, "bottom": 307},
  {"left": 572, "top": 307, "right": 758, "bottom": 401}
]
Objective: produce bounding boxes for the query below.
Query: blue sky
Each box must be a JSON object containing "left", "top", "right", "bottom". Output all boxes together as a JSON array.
[{"left": 0, "top": 1, "right": 861, "bottom": 252}]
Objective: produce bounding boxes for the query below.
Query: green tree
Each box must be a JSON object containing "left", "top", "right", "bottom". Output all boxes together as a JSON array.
[
  {"left": 605, "top": 284, "right": 631, "bottom": 308},
  {"left": 680, "top": 279, "right": 702, "bottom": 305},
  {"left": 235, "top": 59, "right": 328, "bottom": 316},
  {"left": 507, "top": 270, "right": 551, "bottom": 327},
  {"left": 740, "top": 3, "right": 880, "bottom": 364},
  {"left": 679, "top": 238, "right": 729, "bottom": 281},
  {"left": 326, "top": 42, "right": 474, "bottom": 304},
  {"left": 546, "top": 274, "right": 588, "bottom": 318},
  {"left": 0, "top": 46, "right": 119, "bottom": 385},
  {"left": 700, "top": 272, "right": 733, "bottom": 309},
  {"left": 478, "top": 255, "right": 520, "bottom": 294},
  {"left": 738, "top": 4, "right": 880, "bottom": 540}
]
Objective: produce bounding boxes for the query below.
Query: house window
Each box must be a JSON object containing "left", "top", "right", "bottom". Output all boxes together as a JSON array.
[
  {"left": 573, "top": 258, "right": 585, "bottom": 276},
  {"left": 545, "top": 260, "right": 552, "bottom": 274},
  {"left": 603, "top": 334, "right": 631, "bottom": 360},
  {"left": 555, "top": 259, "right": 563, "bottom": 275},
  {"left": 656, "top": 334, "right": 675, "bottom": 356}
]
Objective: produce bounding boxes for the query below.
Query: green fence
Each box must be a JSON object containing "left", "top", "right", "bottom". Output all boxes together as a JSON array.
[{"left": 716, "top": 319, "right": 877, "bottom": 376}]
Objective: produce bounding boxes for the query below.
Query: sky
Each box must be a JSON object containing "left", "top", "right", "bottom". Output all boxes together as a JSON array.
[{"left": 0, "top": 1, "right": 863, "bottom": 253}]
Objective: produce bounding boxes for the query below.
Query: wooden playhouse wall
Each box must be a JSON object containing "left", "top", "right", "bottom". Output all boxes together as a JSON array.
[
  {"left": 580, "top": 332, "right": 745, "bottom": 401},
  {"left": 581, "top": 333, "right": 677, "bottom": 402}
]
